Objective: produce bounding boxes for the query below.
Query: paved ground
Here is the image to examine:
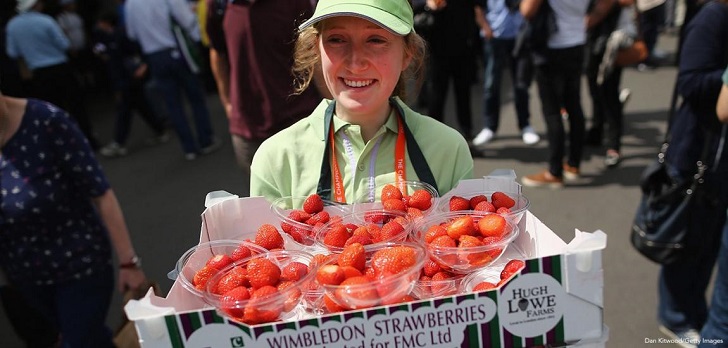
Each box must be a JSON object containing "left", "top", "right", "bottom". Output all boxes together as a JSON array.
[{"left": 0, "top": 33, "right": 692, "bottom": 347}]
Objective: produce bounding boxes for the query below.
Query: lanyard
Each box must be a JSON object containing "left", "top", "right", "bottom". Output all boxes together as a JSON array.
[
  {"left": 328, "top": 112, "right": 406, "bottom": 203},
  {"left": 317, "top": 98, "right": 439, "bottom": 202}
]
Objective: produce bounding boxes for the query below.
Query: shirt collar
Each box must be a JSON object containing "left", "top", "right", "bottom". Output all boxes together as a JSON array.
[{"left": 311, "top": 99, "right": 401, "bottom": 141}]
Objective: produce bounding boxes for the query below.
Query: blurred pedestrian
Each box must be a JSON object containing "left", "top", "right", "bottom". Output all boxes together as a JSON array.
[
  {"left": 0, "top": 86, "right": 147, "bottom": 347},
  {"left": 472, "top": 0, "right": 540, "bottom": 147},
  {"left": 699, "top": 67, "right": 728, "bottom": 346},
  {"left": 584, "top": 0, "right": 637, "bottom": 167},
  {"left": 205, "top": 0, "right": 324, "bottom": 196},
  {"left": 635, "top": 0, "right": 665, "bottom": 69},
  {"left": 5, "top": 0, "right": 99, "bottom": 149},
  {"left": 125, "top": 0, "right": 220, "bottom": 160},
  {"left": 421, "top": 0, "right": 478, "bottom": 139},
  {"left": 520, "top": 0, "right": 612, "bottom": 188},
  {"left": 250, "top": 0, "right": 474, "bottom": 200},
  {"left": 92, "top": 11, "right": 169, "bottom": 158},
  {"left": 655, "top": 1, "right": 728, "bottom": 344}
]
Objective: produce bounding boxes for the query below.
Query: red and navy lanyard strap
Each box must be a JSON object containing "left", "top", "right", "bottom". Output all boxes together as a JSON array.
[{"left": 316, "top": 98, "right": 438, "bottom": 203}]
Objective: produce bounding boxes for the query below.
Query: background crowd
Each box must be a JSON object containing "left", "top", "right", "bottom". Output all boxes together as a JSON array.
[{"left": 0, "top": 0, "right": 725, "bottom": 347}]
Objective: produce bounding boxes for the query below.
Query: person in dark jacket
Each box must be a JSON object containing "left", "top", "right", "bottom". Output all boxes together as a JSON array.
[{"left": 657, "top": 1, "right": 728, "bottom": 343}]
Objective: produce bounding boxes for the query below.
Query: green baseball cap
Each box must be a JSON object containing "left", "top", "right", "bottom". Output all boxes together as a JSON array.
[{"left": 299, "top": 0, "right": 415, "bottom": 36}]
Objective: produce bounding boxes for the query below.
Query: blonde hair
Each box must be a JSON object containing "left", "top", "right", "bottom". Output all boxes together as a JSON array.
[{"left": 292, "top": 24, "right": 427, "bottom": 101}]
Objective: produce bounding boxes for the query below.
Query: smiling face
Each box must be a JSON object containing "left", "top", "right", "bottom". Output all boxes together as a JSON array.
[{"left": 319, "top": 16, "right": 412, "bottom": 125}]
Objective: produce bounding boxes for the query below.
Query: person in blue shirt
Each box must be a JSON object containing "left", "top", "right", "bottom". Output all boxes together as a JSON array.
[
  {"left": 5, "top": 0, "right": 98, "bottom": 149},
  {"left": 0, "top": 86, "right": 147, "bottom": 347},
  {"left": 473, "top": 0, "right": 540, "bottom": 147}
]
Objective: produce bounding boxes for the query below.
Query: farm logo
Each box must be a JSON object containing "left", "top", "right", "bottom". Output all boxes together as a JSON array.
[{"left": 498, "top": 273, "right": 565, "bottom": 337}]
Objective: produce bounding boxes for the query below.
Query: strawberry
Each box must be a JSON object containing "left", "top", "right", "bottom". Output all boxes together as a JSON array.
[
  {"left": 375, "top": 220, "right": 405, "bottom": 242},
  {"left": 287, "top": 210, "right": 311, "bottom": 223},
  {"left": 206, "top": 254, "right": 233, "bottom": 270},
  {"left": 287, "top": 227, "right": 308, "bottom": 244},
  {"left": 246, "top": 258, "right": 281, "bottom": 289},
  {"left": 496, "top": 207, "right": 511, "bottom": 214},
  {"left": 230, "top": 244, "right": 254, "bottom": 261},
  {"left": 316, "top": 264, "right": 346, "bottom": 286},
  {"left": 280, "top": 261, "right": 309, "bottom": 282},
  {"left": 491, "top": 191, "right": 516, "bottom": 209},
  {"left": 408, "top": 189, "right": 433, "bottom": 210},
  {"left": 340, "top": 265, "right": 364, "bottom": 279},
  {"left": 323, "top": 294, "right": 344, "bottom": 313},
  {"left": 381, "top": 184, "right": 403, "bottom": 201},
  {"left": 370, "top": 246, "right": 417, "bottom": 277},
  {"left": 363, "top": 211, "right": 388, "bottom": 224},
  {"left": 430, "top": 271, "right": 457, "bottom": 296},
  {"left": 458, "top": 235, "right": 492, "bottom": 266},
  {"left": 477, "top": 214, "right": 507, "bottom": 238},
  {"left": 424, "top": 224, "right": 447, "bottom": 243},
  {"left": 422, "top": 258, "right": 442, "bottom": 277},
  {"left": 474, "top": 201, "right": 496, "bottom": 213},
  {"left": 446, "top": 215, "right": 477, "bottom": 240},
  {"left": 193, "top": 265, "right": 218, "bottom": 291},
  {"left": 303, "top": 194, "right": 325, "bottom": 214},
  {"left": 310, "top": 254, "right": 331, "bottom": 268},
  {"left": 473, "top": 282, "right": 497, "bottom": 292},
  {"left": 255, "top": 224, "right": 285, "bottom": 250},
  {"left": 338, "top": 243, "right": 366, "bottom": 272},
  {"left": 220, "top": 286, "right": 251, "bottom": 319},
  {"left": 244, "top": 285, "right": 282, "bottom": 324},
  {"left": 215, "top": 266, "right": 249, "bottom": 295},
  {"left": 322, "top": 224, "right": 350, "bottom": 248},
  {"left": 382, "top": 198, "right": 407, "bottom": 212},
  {"left": 336, "top": 276, "right": 379, "bottom": 309},
  {"left": 344, "top": 234, "right": 373, "bottom": 247},
  {"left": 449, "top": 196, "right": 471, "bottom": 211},
  {"left": 500, "top": 259, "right": 526, "bottom": 280},
  {"left": 407, "top": 207, "right": 424, "bottom": 219},
  {"left": 430, "top": 234, "right": 457, "bottom": 248},
  {"left": 469, "top": 195, "right": 489, "bottom": 209},
  {"left": 305, "top": 211, "right": 330, "bottom": 226}
]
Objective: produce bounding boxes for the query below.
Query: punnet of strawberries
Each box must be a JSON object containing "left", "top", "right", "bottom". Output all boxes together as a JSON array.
[
  {"left": 313, "top": 209, "right": 412, "bottom": 254},
  {"left": 443, "top": 190, "right": 530, "bottom": 224},
  {"left": 270, "top": 194, "right": 350, "bottom": 246},
  {"left": 353, "top": 181, "right": 439, "bottom": 220},
  {"left": 201, "top": 249, "right": 316, "bottom": 325},
  {"left": 412, "top": 210, "right": 519, "bottom": 274}
]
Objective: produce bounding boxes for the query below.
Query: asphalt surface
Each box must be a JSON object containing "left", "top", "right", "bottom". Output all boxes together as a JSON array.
[{"left": 0, "top": 33, "right": 689, "bottom": 347}]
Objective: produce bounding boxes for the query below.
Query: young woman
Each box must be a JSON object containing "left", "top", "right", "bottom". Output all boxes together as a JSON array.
[
  {"left": 0, "top": 88, "right": 146, "bottom": 346},
  {"left": 250, "top": 0, "right": 474, "bottom": 202}
]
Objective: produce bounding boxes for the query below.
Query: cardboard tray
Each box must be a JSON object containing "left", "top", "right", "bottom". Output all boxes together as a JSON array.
[{"left": 125, "top": 174, "right": 607, "bottom": 348}]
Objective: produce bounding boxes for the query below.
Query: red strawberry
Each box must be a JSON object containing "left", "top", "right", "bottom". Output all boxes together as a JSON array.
[
  {"left": 322, "top": 224, "right": 350, "bottom": 248},
  {"left": 193, "top": 265, "right": 218, "bottom": 291},
  {"left": 305, "top": 211, "right": 330, "bottom": 226},
  {"left": 424, "top": 224, "right": 447, "bottom": 243},
  {"left": 303, "top": 194, "right": 324, "bottom": 214},
  {"left": 382, "top": 198, "right": 407, "bottom": 212},
  {"left": 473, "top": 282, "right": 497, "bottom": 292},
  {"left": 446, "top": 215, "right": 477, "bottom": 240},
  {"left": 336, "top": 276, "right": 379, "bottom": 309},
  {"left": 280, "top": 261, "right": 309, "bottom": 282},
  {"left": 231, "top": 244, "right": 254, "bottom": 261},
  {"left": 287, "top": 210, "right": 311, "bottom": 223},
  {"left": 338, "top": 243, "right": 366, "bottom": 272},
  {"left": 469, "top": 195, "right": 489, "bottom": 209},
  {"left": 408, "top": 189, "right": 433, "bottom": 210},
  {"left": 407, "top": 207, "right": 424, "bottom": 219},
  {"left": 375, "top": 220, "right": 405, "bottom": 242},
  {"left": 477, "top": 214, "right": 507, "bottom": 238},
  {"left": 430, "top": 271, "right": 457, "bottom": 296},
  {"left": 255, "top": 224, "right": 285, "bottom": 250},
  {"left": 449, "top": 196, "right": 471, "bottom": 211},
  {"left": 474, "top": 201, "right": 496, "bottom": 213},
  {"left": 220, "top": 286, "right": 251, "bottom": 319},
  {"left": 500, "top": 259, "right": 525, "bottom": 280},
  {"left": 206, "top": 254, "right": 233, "bottom": 270},
  {"left": 344, "top": 233, "right": 373, "bottom": 247},
  {"left": 246, "top": 258, "right": 281, "bottom": 289},
  {"left": 496, "top": 207, "right": 511, "bottom": 214},
  {"left": 381, "top": 184, "right": 403, "bottom": 201},
  {"left": 370, "top": 246, "right": 417, "bottom": 277},
  {"left": 214, "top": 266, "right": 249, "bottom": 295},
  {"left": 243, "top": 286, "right": 282, "bottom": 324},
  {"left": 422, "top": 258, "right": 442, "bottom": 277},
  {"left": 491, "top": 192, "right": 516, "bottom": 209},
  {"left": 316, "top": 264, "right": 346, "bottom": 285}
]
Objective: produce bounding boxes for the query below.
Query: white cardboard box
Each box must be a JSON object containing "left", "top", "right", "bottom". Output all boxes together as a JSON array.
[{"left": 126, "top": 174, "right": 607, "bottom": 348}]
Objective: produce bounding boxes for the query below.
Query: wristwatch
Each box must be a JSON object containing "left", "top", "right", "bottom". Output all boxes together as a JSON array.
[{"left": 120, "top": 255, "right": 142, "bottom": 269}]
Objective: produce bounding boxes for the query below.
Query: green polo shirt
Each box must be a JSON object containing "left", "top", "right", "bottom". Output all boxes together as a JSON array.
[{"left": 250, "top": 97, "right": 474, "bottom": 202}]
